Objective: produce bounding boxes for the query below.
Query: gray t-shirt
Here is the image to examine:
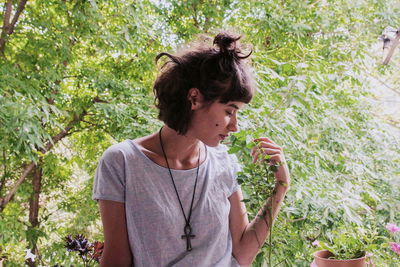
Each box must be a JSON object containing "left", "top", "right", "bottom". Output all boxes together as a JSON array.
[{"left": 93, "top": 140, "right": 242, "bottom": 267}]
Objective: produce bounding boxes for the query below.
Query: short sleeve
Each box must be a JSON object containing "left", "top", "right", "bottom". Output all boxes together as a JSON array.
[
  {"left": 228, "top": 153, "right": 242, "bottom": 196},
  {"left": 92, "top": 146, "right": 126, "bottom": 203}
]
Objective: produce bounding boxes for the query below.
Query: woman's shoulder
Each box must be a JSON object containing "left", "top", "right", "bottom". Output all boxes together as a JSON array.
[
  {"left": 102, "top": 132, "right": 156, "bottom": 155},
  {"left": 100, "top": 139, "right": 160, "bottom": 171},
  {"left": 131, "top": 134, "right": 158, "bottom": 153},
  {"left": 101, "top": 139, "right": 141, "bottom": 161}
]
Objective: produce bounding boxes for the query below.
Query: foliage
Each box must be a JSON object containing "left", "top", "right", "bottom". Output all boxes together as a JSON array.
[
  {"left": 0, "top": 0, "right": 399, "bottom": 266},
  {"left": 315, "top": 225, "right": 380, "bottom": 260}
]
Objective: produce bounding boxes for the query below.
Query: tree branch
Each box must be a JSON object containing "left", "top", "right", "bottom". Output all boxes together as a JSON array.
[
  {"left": 82, "top": 119, "right": 104, "bottom": 128},
  {"left": 0, "top": 0, "right": 28, "bottom": 54},
  {"left": 29, "top": 164, "right": 42, "bottom": 228},
  {"left": 0, "top": 104, "right": 92, "bottom": 211},
  {"left": 3, "top": 1, "right": 12, "bottom": 29},
  {"left": 0, "top": 162, "right": 35, "bottom": 211},
  {"left": 41, "top": 110, "right": 88, "bottom": 153},
  {"left": 385, "top": 118, "right": 400, "bottom": 129},
  {"left": 93, "top": 96, "right": 109, "bottom": 103},
  {"left": 9, "top": 0, "right": 28, "bottom": 35},
  {"left": 190, "top": 1, "right": 201, "bottom": 29},
  {"left": 0, "top": 149, "right": 8, "bottom": 196},
  {"left": 0, "top": 0, "right": 12, "bottom": 55}
]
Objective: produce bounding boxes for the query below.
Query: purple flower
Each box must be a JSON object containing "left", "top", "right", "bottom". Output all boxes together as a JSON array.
[
  {"left": 386, "top": 223, "right": 400, "bottom": 233},
  {"left": 312, "top": 240, "right": 320, "bottom": 247},
  {"left": 389, "top": 242, "right": 400, "bottom": 255},
  {"left": 65, "top": 234, "right": 92, "bottom": 257}
]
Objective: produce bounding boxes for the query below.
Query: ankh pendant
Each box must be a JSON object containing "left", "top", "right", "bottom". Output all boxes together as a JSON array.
[{"left": 181, "top": 224, "right": 195, "bottom": 251}]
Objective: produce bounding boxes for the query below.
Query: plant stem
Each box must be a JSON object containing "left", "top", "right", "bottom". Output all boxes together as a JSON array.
[{"left": 269, "top": 196, "right": 273, "bottom": 267}]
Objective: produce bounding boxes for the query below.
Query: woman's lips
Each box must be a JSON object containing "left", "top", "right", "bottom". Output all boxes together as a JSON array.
[{"left": 219, "top": 134, "right": 228, "bottom": 140}]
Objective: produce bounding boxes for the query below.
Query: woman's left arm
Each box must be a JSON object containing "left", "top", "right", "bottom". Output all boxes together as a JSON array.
[{"left": 228, "top": 137, "right": 290, "bottom": 266}]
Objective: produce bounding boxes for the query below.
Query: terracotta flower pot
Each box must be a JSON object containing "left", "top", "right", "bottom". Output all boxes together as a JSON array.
[{"left": 313, "top": 250, "right": 367, "bottom": 267}]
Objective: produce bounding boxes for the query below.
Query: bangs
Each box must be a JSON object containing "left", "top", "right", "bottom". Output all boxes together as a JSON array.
[
  {"left": 218, "top": 81, "right": 254, "bottom": 104},
  {"left": 213, "top": 70, "right": 255, "bottom": 104}
]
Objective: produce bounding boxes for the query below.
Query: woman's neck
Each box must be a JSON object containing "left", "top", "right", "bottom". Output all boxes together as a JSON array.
[{"left": 158, "top": 125, "right": 204, "bottom": 166}]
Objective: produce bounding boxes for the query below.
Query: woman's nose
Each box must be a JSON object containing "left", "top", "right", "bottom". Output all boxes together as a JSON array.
[{"left": 228, "top": 116, "right": 238, "bottom": 132}]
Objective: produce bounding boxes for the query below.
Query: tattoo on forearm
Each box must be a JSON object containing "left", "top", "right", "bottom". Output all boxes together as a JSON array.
[{"left": 251, "top": 225, "right": 262, "bottom": 248}]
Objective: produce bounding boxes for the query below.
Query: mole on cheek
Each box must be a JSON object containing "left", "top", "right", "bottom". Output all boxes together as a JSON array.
[{"left": 216, "top": 124, "right": 219, "bottom": 127}]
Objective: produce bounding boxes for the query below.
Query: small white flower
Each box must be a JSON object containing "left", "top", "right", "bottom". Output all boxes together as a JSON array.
[{"left": 24, "top": 249, "right": 36, "bottom": 262}]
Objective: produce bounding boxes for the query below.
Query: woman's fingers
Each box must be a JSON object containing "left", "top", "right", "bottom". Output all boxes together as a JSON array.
[
  {"left": 259, "top": 148, "right": 280, "bottom": 154},
  {"left": 268, "top": 153, "right": 284, "bottom": 164},
  {"left": 251, "top": 138, "right": 284, "bottom": 164},
  {"left": 252, "top": 153, "right": 258, "bottom": 163},
  {"left": 252, "top": 151, "right": 282, "bottom": 164},
  {"left": 254, "top": 137, "right": 273, "bottom": 142},
  {"left": 251, "top": 137, "right": 290, "bottom": 185},
  {"left": 254, "top": 137, "right": 279, "bottom": 147},
  {"left": 259, "top": 142, "right": 281, "bottom": 151},
  {"left": 254, "top": 138, "right": 282, "bottom": 150},
  {"left": 251, "top": 146, "right": 281, "bottom": 157}
]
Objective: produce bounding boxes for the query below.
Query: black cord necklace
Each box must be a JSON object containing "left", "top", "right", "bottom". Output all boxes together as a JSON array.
[{"left": 159, "top": 127, "right": 201, "bottom": 252}]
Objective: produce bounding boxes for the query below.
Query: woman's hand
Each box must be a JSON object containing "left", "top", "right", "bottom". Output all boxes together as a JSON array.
[{"left": 250, "top": 137, "right": 290, "bottom": 186}]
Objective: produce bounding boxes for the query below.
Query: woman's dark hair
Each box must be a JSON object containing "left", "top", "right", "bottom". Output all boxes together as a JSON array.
[{"left": 153, "top": 31, "right": 256, "bottom": 135}]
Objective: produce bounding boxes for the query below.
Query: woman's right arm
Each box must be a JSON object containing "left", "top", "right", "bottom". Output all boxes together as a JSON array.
[{"left": 99, "top": 200, "right": 133, "bottom": 266}]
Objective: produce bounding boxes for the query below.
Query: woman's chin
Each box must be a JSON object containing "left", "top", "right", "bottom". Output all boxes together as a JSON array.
[{"left": 201, "top": 139, "right": 220, "bottom": 147}]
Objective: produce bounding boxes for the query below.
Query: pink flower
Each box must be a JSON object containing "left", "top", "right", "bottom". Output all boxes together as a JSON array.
[
  {"left": 386, "top": 223, "right": 400, "bottom": 233},
  {"left": 312, "top": 240, "right": 320, "bottom": 247},
  {"left": 389, "top": 242, "right": 400, "bottom": 255}
]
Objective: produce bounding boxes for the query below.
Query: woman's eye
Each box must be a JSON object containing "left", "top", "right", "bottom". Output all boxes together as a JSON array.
[{"left": 226, "top": 111, "right": 233, "bottom": 116}]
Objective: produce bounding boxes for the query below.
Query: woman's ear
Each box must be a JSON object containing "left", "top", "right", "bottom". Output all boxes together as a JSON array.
[{"left": 187, "top": 88, "right": 204, "bottom": 110}]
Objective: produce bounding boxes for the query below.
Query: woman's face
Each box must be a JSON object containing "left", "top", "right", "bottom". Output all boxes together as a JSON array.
[{"left": 187, "top": 100, "right": 246, "bottom": 147}]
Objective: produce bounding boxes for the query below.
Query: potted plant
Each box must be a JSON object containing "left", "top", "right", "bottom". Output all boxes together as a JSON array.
[{"left": 311, "top": 225, "right": 377, "bottom": 267}]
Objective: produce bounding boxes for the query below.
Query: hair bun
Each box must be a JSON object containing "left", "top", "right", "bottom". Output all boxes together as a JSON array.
[{"left": 213, "top": 32, "right": 241, "bottom": 54}]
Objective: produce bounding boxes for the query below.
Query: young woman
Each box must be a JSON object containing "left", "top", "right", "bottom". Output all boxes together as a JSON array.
[{"left": 93, "top": 32, "right": 290, "bottom": 267}]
